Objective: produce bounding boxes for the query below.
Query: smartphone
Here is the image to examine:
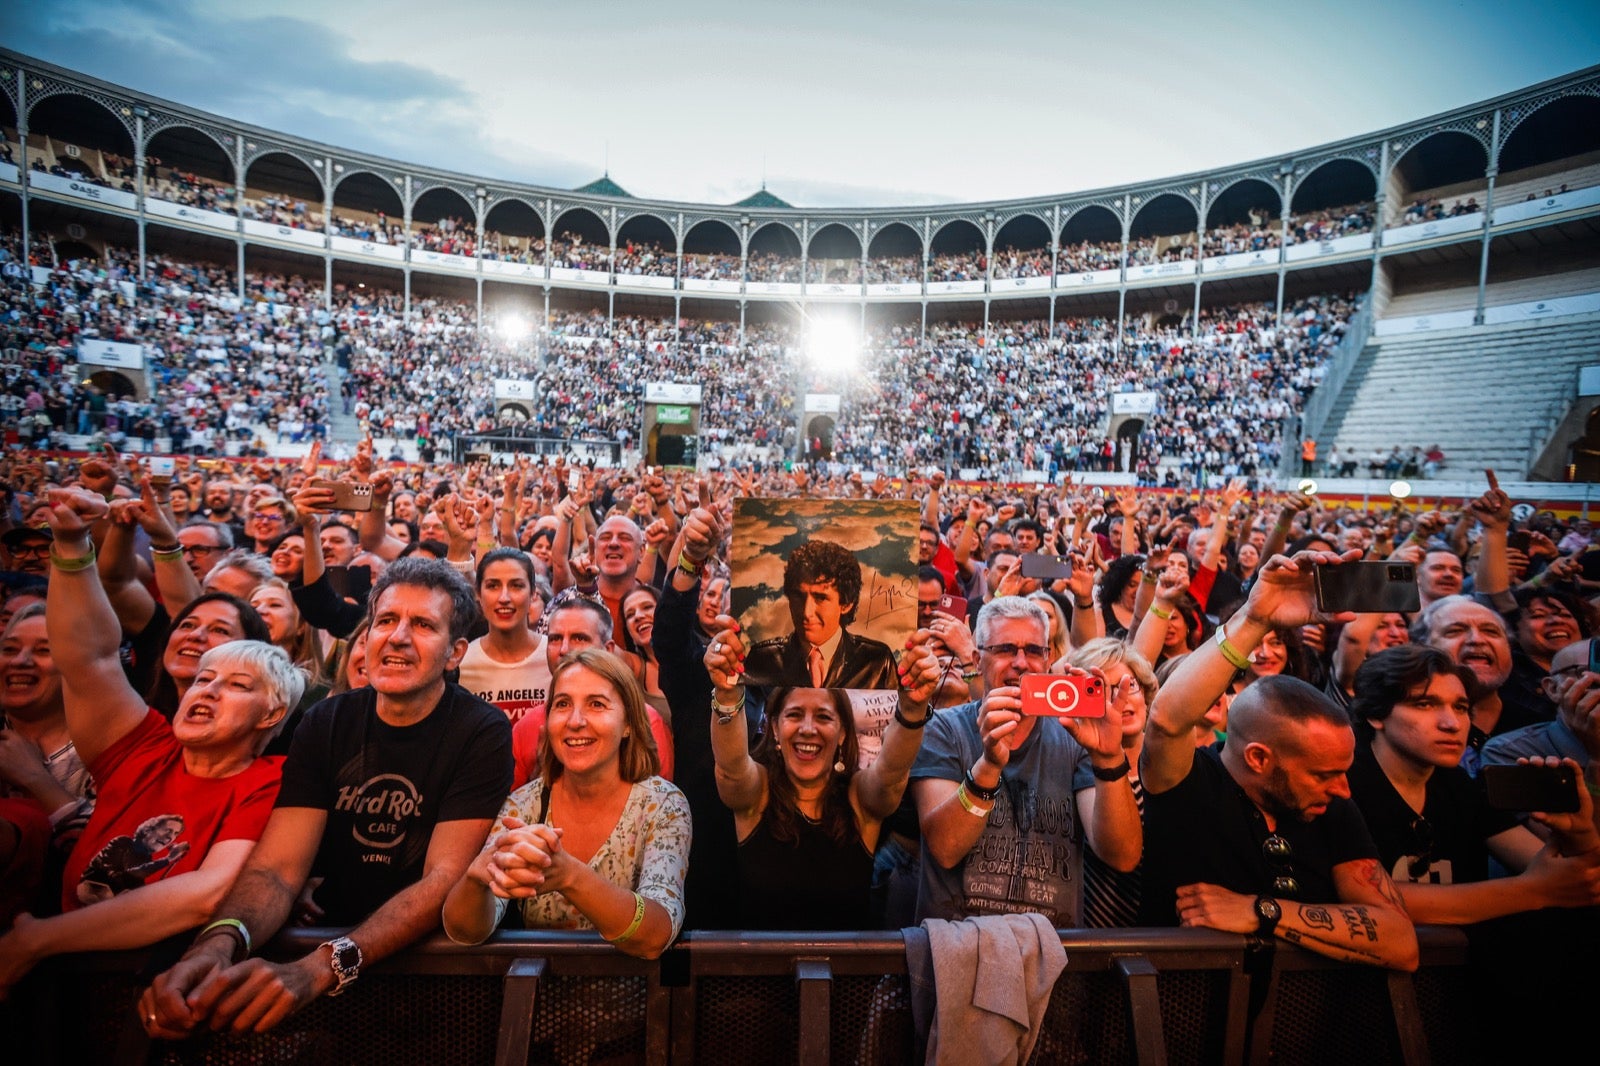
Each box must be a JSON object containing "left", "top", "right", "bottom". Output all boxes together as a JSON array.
[
  {"left": 148, "top": 456, "right": 176, "bottom": 487},
  {"left": 1313, "top": 561, "right": 1421, "bottom": 614},
  {"left": 934, "top": 594, "right": 968, "bottom": 621},
  {"left": 1020, "top": 552, "right": 1073, "bottom": 581},
  {"left": 1507, "top": 531, "right": 1531, "bottom": 554},
  {"left": 568, "top": 469, "right": 583, "bottom": 495},
  {"left": 310, "top": 478, "right": 374, "bottom": 512},
  {"left": 1482, "top": 763, "right": 1580, "bottom": 813},
  {"left": 1020, "top": 673, "right": 1105, "bottom": 718},
  {"left": 323, "top": 564, "right": 373, "bottom": 603},
  {"left": 1589, "top": 637, "right": 1600, "bottom": 677}
]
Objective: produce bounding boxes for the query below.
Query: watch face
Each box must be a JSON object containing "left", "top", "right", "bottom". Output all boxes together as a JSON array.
[
  {"left": 332, "top": 939, "right": 360, "bottom": 968},
  {"left": 1256, "top": 897, "right": 1281, "bottom": 922}
]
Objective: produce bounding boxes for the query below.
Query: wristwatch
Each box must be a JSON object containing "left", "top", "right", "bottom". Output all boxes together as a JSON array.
[
  {"left": 1253, "top": 896, "right": 1282, "bottom": 937},
  {"left": 321, "top": 936, "right": 363, "bottom": 996}
]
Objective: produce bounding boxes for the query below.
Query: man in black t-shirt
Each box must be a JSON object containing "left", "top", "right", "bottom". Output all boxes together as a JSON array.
[
  {"left": 1141, "top": 549, "right": 1419, "bottom": 970},
  {"left": 142, "top": 558, "right": 511, "bottom": 1039},
  {"left": 1345, "top": 645, "right": 1600, "bottom": 924}
]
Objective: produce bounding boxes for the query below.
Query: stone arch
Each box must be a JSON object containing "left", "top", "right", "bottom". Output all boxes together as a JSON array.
[
  {"left": 483, "top": 198, "right": 545, "bottom": 262},
  {"left": 747, "top": 221, "right": 801, "bottom": 283},
  {"left": 26, "top": 92, "right": 136, "bottom": 185},
  {"left": 330, "top": 171, "right": 404, "bottom": 241},
  {"left": 807, "top": 222, "right": 861, "bottom": 284}
]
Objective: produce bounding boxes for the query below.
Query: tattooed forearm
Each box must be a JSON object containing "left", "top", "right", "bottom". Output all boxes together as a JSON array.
[
  {"left": 1280, "top": 927, "right": 1385, "bottom": 964},
  {"left": 1299, "top": 905, "right": 1334, "bottom": 931},
  {"left": 1357, "top": 858, "right": 1411, "bottom": 915}
]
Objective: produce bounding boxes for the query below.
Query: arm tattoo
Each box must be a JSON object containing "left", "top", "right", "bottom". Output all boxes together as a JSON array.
[
  {"left": 1280, "top": 927, "right": 1384, "bottom": 964},
  {"left": 1299, "top": 905, "right": 1334, "bottom": 931},
  {"left": 1339, "top": 906, "right": 1379, "bottom": 942},
  {"left": 1357, "top": 857, "right": 1411, "bottom": 916}
]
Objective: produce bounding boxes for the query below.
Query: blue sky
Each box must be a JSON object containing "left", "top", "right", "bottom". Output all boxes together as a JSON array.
[{"left": 2, "top": 0, "right": 1596, "bottom": 207}]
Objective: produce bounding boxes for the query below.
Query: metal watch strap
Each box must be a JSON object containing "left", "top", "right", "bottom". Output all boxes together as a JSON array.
[{"left": 322, "top": 936, "right": 362, "bottom": 996}]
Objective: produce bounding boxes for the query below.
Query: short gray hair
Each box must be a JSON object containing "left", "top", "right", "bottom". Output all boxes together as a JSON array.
[
  {"left": 1410, "top": 594, "right": 1477, "bottom": 645},
  {"left": 195, "top": 640, "right": 307, "bottom": 748},
  {"left": 182, "top": 519, "right": 234, "bottom": 549},
  {"left": 974, "top": 595, "right": 1049, "bottom": 649},
  {"left": 205, "top": 548, "right": 274, "bottom": 589}
]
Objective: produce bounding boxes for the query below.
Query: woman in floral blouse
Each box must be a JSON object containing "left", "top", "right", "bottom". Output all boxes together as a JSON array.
[{"left": 443, "top": 649, "right": 689, "bottom": 958}]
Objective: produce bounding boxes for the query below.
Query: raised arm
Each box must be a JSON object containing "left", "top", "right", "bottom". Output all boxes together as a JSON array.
[
  {"left": 852, "top": 634, "right": 940, "bottom": 821},
  {"left": 359, "top": 468, "right": 410, "bottom": 561},
  {"left": 1142, "top": 549, "right": 1359, "bottom": 794},
  {"left": 96, "top": 502, "right": 160, "bottom": 636},
  {"left": 125, "top": 478, "right": 203, "bottom": 617},
  {"left": 1131, "top": 565, "right": 1188, "bottom": 668},
  {"left": 703, "top": 617, "right": 765, "bottom": 816},
  {"left": 1468, "top": 475, "right": 1512, "bottom": 603},
  {"left": 41, "top": 489, "right": 150, "bottom": 768}
]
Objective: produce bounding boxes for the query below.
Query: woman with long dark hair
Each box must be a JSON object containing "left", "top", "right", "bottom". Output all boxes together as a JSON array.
[{"left": 702, "top": 620, "right": 941, "bottom": 929}]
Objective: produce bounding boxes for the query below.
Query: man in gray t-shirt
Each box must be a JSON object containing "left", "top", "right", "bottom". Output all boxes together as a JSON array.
[{"left": 910, "top": 596, "right": 1139, "bottom": 927}]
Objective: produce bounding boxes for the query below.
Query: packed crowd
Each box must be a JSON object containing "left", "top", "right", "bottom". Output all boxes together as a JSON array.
[
  {"left": 1126, "top": 235, "right": 1196, "bottom": 266},
  {"left": 145, "top": 165, "right": 236, "bottom": 214},
  {"left": 1203, "top": 210, "right": 1282, "bottom": 256},
  {"left": 0, "top": 446, "right": 1591, "bottom": 1054},
  {"left": 1, "top": 231, "right": 1360, "bottom": 485},
  {"left": 1287, "top": 202, "right": 1376, "bottom": 245},
  {"left": 0, "top": 235, "right": 332, "bottom": 456}
]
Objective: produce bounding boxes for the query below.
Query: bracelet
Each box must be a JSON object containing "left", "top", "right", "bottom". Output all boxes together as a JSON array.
[
  {"left": 1149, "top": 605, "right": 1173, "bottom": 620},
  {"left": 1092, "top": 756, "right": 1132, "bottom": 782},
  {"left": 711, "top": 694, "right": 743, "bottom": 725},
  {"left": 676, "top": 552, "right": 705, "bottom": 578},
  {"left": 1074, "top": 598, "right": 1093, "bottom": 610},
  {"left": 151, "top": 544, "right": 184, "bottom": 560},
  {"left": 963, "top": 768, "right": 1001, "bottom": 802},
  {"left": 1215, "top": 626, "right": 1252, "bottom": 671},
  {"left": 198, "top": 918, "right": 252, "bottom": 962},
  {"left": 954, "top": 783, "right": 992, "bottom": 818},
  {"left": 606, "top": 892, "right": 647, "bottom": 944},
  {"left": 49, "top": 545, "right": 97, "bottom": 572},
  {"left": 644, "top": 545, "right": 658, "bottom": 556},
  {"left": 1141, "top": 570, "right": 1159, "bottom": 585},
  {"left": 894, "top": 702, "right": 930, "bottom": 730}
]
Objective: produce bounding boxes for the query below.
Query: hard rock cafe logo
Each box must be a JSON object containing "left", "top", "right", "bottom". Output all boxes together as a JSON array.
[{"left": 334, "top": 773, "right": 424, "bottom": 849}]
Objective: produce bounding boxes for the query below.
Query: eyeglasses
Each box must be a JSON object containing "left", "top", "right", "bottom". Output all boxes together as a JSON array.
[
  {"left": 7, "top": 543, "right": 50, "bottom": 559},
  {"left": 979, "top": 643, "right": 1049, "bottom": 662},
  {"left": 1261, "top": 834, "right": 1301, "bottom": 898},
  {"left": 180, "top": 543, "right": 224, "bottom": 556},
  {"left": 1108, "top": 676, "right": 1144, "bottom": 701}
]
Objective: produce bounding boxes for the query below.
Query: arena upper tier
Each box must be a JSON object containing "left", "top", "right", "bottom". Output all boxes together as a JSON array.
[{"left": 2, "top": 51, "right": 1598, "bottom": 480}]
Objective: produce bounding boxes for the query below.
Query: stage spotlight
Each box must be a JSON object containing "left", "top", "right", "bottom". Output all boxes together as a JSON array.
[
  {"left": 499, "top": 316, "right": 530, "bottom": 342},
  {"left": 1389, "top": 480, "right": 1412, "bottom": 500},
  {"left": 805, "top": 320, "right": 860, "bottom": 373}
]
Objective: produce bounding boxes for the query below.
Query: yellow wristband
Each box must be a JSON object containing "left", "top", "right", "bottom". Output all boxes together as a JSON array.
[
  {"left": 605, "top": 892, "right": 647, "bottom": 944},
  {"left": 1215, "top": 626, "right": 1251, "bottom": 671},
  {"left": 1149, "top": 605, "right": 1173, "bottom": 620},
  {"left": 954, "top": 783, "right": 992, "bottom": 818}
]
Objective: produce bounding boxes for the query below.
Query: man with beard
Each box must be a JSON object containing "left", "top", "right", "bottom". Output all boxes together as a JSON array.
[{"left": 1140, "top": 549, "right": 1419, "bottom": 970}]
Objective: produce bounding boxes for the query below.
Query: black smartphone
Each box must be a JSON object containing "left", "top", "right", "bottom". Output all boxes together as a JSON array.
[
  {"left": 323, "top": 564, "right": 373, "bottom": 603},
  {"left": 1482, "top": 763, "right": 1580, "bottom": 813},
  {"left": 1588, "top": 637, "right": 1600, "bottom": 677},
  {"left": 1020, "top": 552, "right": 1073, "bottom": 581},
  {"left": 1313, "top": 561, "right": 1421, "bottom": 614}
]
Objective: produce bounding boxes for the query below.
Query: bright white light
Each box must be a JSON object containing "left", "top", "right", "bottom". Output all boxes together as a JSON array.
[
  {"left": 499, "top": 316, "right": 530, "bottom": 342},
  {"left": 1390, "top": 480, "right": 1412, "bottom": 500},
  {"left": 805, "top": 320, "right": 860, "bottom": 373},
  {"left": 1297, "top": 478, "right": 1318, "bottom": 496}
]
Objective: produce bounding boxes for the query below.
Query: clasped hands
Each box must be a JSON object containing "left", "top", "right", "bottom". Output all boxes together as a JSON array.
[{"left": 472, "top": 815, "right": 569, "bottom": 899}]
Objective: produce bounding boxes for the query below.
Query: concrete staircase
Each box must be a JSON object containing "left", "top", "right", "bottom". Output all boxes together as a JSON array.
[
  {"left": 1317, "top": 312, "right": 1600, "bottom": 479},
  {"left": 323, "top": 348, "right": 362, "bottom": 443}
]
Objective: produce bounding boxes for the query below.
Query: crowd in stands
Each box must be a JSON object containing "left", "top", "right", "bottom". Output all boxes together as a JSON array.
[
  {"left": 991, "top": 246, "right": 1052, "bottom": 280},
  {"left": 0, "top": 234, "right": 332, "bottom": 456},
  {"left": 928, "top": 251, "right": 986, "bottom": 283},
  {"left": 1126, "top": 235, "right": 1196, "bottom": 266},
  {"left": 1203, "top": 211, "right": 1282, "bottom": 256},
  {"left": 244, "top": 193, "right": 321, "bottom": 232},
  {"left": 410, "top": 216, "right": 476, "bottom": 257},
  {"left": 681, "top": 251, "right": 742, "bottom": 280},
  {"left": 1058, "top": 238, "right": 1123, "bottom": 274},
  {"left": 744, "top": 250, "right": 801, "bottom": 284},
  {"left": 0, "top": 230, "right": 1362, "bottom": 489},
  {"left": 144, "top": 165, "right": 236, "bottom": 214},
  {"left": 612, "top": 238, "right": 676, "bottom": 277},
  {"left": 866, "top": 254, "right": 923, "bottom": 284},
  {"left": 0, "top": 435, "right": 1592, "bottom": 1055},
  {"left": 1399, "top": 195, "right": 1483, "bottom": 226},
  {"left": 1287, "top": 202, "right": 1376, "bottom": 244}
]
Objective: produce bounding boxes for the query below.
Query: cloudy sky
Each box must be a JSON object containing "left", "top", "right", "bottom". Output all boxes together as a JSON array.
[{"left": 3, "top": 0, "right": 1596, "bottom": 207}]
